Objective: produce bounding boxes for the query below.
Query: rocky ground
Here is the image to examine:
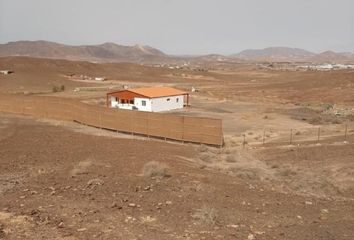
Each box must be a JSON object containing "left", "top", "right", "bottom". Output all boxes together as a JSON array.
[
  {"left": 0, "top": 115, "right": 353, "bottom": 240},
  {"left": 1, "top": 57, "right": 354, "bottom": 239}
]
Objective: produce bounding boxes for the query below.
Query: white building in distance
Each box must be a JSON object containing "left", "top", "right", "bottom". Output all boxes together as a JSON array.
[{"left": 107, "top": 86, "right": 190, "bottom": 112}]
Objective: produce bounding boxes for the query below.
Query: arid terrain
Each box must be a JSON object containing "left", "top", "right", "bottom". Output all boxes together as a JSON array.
[{"left": 1, "top": 56, "right": 354, "bottom": 239}]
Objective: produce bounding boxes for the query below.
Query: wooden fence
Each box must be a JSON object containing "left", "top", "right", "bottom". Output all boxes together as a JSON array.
[{"left": 0, "top": 94, "right": 224, "bottom": 146}]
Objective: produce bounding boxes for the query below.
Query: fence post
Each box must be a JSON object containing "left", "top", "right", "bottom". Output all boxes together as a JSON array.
[
  {"left": 182, "top": 116, "right": 185, "bottom": 144},
  {"left": 317, "top": 127, "right": 321, "bottom": 143},
  {"left": 344, "top": 124, "right": 348, "bottom": 141},
  {"left": 290, "top": 129, "right": 293, "bottom": 145},
  {"left": 99, "top": 110, "right": 102, "bottom": 130},
  {"left": 22, "top": 98, "right": 25, "bottom": 114},
  {"left": 147, "top": 114, "right": 150, "bottom": 140}
]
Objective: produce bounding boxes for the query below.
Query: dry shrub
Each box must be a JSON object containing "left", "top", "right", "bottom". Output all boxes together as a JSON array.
[
  {"left": 192, "top": 205, "right": 218, "bottom": 225},
  {"left": 309, "top": 116, "right": 322, "bottom": 125},
  {"left": 222, "top": 148, "right": 232, "bottom": 154},
  {"left": 199, "top": 153, "right": 214, "bottom": 163},
  {"left": 271, "top": 164, "right": 280, "bottom": 169},
  {"left": 231, "top": 167, "right": 261, "bottom": 180},
  {"left": 143, "top": 161, "right": 168, "bottom": 178},
  {"left": 71, "top": 160, "right": 93, "bottom": 176},
  {"left": 225, "top": 151, "right": 275, "bottom": 181},
  {"left": 198, "top": 145, "right": 208, "bottom": 153},
  {"left": 87, "top": 178, "right": 104, "bottom": 186},
  {"left": 278, "top": 166, "right": 297, "bottom": 177},
  {"left": 225, "top": 155, "right": 237, "bottom": 163}
]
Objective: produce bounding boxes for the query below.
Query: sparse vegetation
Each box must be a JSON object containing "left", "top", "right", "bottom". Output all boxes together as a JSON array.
[
  {"left": 142, "top": 161, "right": 169, "bottom": 178},
  {"left": 70, "top": 160, "right": 93, "bottom": 176},
  {"left": 198, "top": 144, "right": 208, "bottom": 152},
  {"left": 279, "top": 167, "right": 297, "bottom": 177},
  {"left": 192, "top": 205, "right": 218, "bottom": 225},
  {"left": 225, "top": 155, "right": 237, "bottom": 163},
  {"left": 199, "top": 153, "right": 213, "bottom": 163},
  {"left": 232, "top": 167, "right": 260, "bottom": 180},
  {"left": 52, "top": 85, "right": 65, "bottom": 93}
]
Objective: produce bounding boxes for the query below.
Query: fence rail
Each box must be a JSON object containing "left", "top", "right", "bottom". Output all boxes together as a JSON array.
[
  {"left": 0, "top": 94, "right": 224, "bottom": 146},
  {"left": 238, "top": 124, "right": 353, "bottom": 148}
]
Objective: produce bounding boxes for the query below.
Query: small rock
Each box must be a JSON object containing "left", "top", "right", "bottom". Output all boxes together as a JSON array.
[
  {"left": 248, "top": 233, "right": 255, "bottom": 240},
  {"left": 321, "top": 209, "right": 329, "bottom": 214},
  {"left": 165, "top": 201, "right": 172, "bottom": 205},
  {"left": 128, "top": 203, "right": 136, "bottom": 208},
  {"left": 110, "top": 202, "right": 118, "bottom": 208},
  {"left": 77, "top": 228, "right": 87, "bottom": 232},
  {"left": 58, "top": 222, "right": 64, "bottom": 228},
  {"left": 305, "top": 201, "right": 313, "bottom": 205},
  {"left": 226, "top": 224, "right": 239, "bottom": 228}
]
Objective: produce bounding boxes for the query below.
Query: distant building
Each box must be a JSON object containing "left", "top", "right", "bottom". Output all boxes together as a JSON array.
[
  {"left": 0, "top": 70, "right": 13, "bottom": 75},
  {"left": 107, "top": 86, "right": 190, "bottom": 112},
  {"left": 94, "top": 77, "right": 106, "bottom": 81}
]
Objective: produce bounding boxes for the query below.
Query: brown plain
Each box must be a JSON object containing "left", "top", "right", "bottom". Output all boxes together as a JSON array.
[{"left": 0, "top": 56, "right": 354, "bottom": 240}]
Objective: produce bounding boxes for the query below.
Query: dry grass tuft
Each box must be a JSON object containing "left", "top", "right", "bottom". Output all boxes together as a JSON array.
[
  {"left": 198, "top": 145, "right": 208, "bottom": 153},
  {"left": 199, "top": 153, "right": 214, "bottom": 163},
  {"left": 225, "top": 155, "right": 237, "bottom": 163},
  {"left": 70, "top": 159, "right": 93, "bottom": 176},
  {"left": 192, "top": 205, "right": 218, "bottom": 225},
  {"left": 143, "top": 161, "right": 169, "bottom": 178}
]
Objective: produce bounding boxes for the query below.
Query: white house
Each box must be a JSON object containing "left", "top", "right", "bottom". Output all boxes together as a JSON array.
[
  {"left": 106, "top": 86, "right": 190, "bottom": 112},
  {"left": 0, "top": 70, "right": 13, "bottom": 75}
]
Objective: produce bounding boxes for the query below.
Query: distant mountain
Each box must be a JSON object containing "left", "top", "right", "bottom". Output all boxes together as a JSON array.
[
  {"left": 1, "top": 41, "right": 353, "bottom": 64},
  {"left": 232, "top": 47, "right": 315, "bottom": 61},
  {"left": 190, "top": 54, "right": 242, "bottom": 63},
  {"left": 308, "top": 51, "right": 353, "bottom": 63},
  {"left": 0, "top": 40, "right": 168, "bottom": 63}
]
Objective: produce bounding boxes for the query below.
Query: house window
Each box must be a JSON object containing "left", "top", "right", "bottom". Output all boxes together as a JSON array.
[
  {"left": 167, "top": 98, "right": 170, "bottom": 101},
  {"left": 176, "top": 98, "right": 179, "bottom": 103},
  {"left": 142, "top": 100, "right": 146, "bottom": 106},
  {"left": 130, "top": 100, "right": 134, "bottom": 104},
  {"left": 115, "top": 97, "right": 118, "bottom": 102}
]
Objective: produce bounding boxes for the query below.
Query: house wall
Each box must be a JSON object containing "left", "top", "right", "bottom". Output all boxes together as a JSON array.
[
  {"left": 151, "top": 95, "right": 184, "bottom": 112},
  {"left": 110, "top": 96, "right": 119, "bottom": 108},
  {"left": 134, "top": 97, "right": 152, "bottom": 112},
  {"left": 110, "top": 94, "right": 185, "bottom": 112}
]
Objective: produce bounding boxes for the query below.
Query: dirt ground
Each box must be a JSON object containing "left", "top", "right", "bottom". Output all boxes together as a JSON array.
[
  {"left": 1, "top": 57, "right": 354, "bottom": 239},
  {"left": 1, "top": 114, "right": 354, "bottom": 240}
]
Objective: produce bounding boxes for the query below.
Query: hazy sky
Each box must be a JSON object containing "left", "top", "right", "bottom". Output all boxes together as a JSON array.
[{"left": 1, "top": 0, "right": 354, "bottom": 55}]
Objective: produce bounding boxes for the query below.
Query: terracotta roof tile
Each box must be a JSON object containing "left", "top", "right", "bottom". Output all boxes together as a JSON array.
[{"left": 128, "top": 87, "right": 188, "bottom": 98}]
